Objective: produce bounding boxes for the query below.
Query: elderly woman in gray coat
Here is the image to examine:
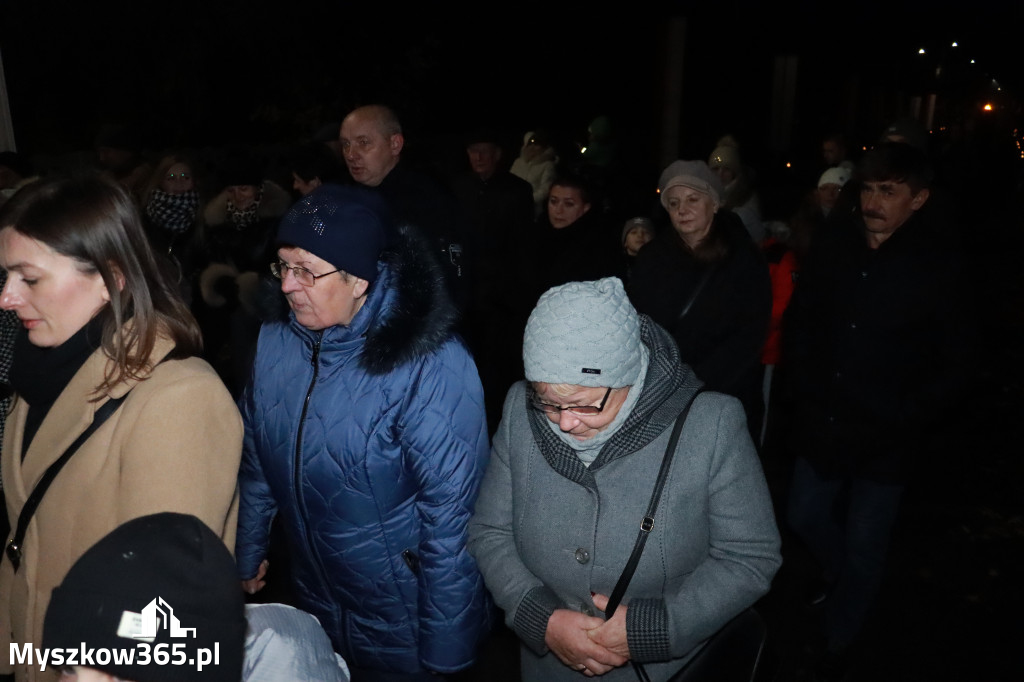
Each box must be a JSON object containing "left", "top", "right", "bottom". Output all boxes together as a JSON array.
[{"left": 467, "top": 277, "right": 781, "bottom": 681}]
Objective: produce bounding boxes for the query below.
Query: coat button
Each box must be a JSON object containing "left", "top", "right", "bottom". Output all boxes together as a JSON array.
[{"left": 574, "top": 548, "right": 590, "bottom": 564}]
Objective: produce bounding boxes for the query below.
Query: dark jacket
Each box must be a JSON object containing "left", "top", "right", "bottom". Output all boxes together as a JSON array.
[
  {"left": 375, "top": 162, "right": 469, "bottom": 312},
  {"left": 451, "top": 169, "right": 534, "bottom": 314},
  {"left": 532, "top": 208, "right": 623, "bottom": 306},
  {"left": 628, "top": 213, "right": 771, "bottom": 424},
  {"left": 783, "top": 208, "right": 970, "bottom": 482},
  {"left": 236, "top": 227, "right": 491, "bottom": 674}
]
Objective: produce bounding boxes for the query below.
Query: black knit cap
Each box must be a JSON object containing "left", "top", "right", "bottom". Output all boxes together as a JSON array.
[
  {"left": 276, "top": 183, "right": 393, "bottom": 283},
  {"left": 43, "top": 513, "right": 245, "bottom": 682}
]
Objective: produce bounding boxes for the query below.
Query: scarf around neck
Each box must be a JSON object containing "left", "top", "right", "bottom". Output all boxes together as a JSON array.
[
  {"left": 146, "top": 188, "right": 199, "bottom": 234},
  {"left": 226, "top": 184, "right": 264, "bottom": 230},
  {"left": 10, "top": 313, "right": 107, "bottom": 458}
]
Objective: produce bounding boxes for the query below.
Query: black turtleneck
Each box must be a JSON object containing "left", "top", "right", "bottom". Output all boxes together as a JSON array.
[{"left": 9, "top": 314, "right": 106, "bottom": 460}]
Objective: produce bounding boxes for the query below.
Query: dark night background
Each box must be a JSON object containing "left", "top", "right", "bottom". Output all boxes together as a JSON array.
[
  {"left": 2, "top": 3, "right": 1022, "bottom": 681},
  {"left": 2, "top": 3, "right": 1022, "bottom": 163}
]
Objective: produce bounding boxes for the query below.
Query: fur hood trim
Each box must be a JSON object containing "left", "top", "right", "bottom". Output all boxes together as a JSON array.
[{"left": 359, "top": 224, "right": 459, "bottom": 375}]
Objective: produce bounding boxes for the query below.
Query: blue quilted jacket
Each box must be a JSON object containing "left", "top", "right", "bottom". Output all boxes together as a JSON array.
[{"left": 236, "top": 230, "right": 491, "bottom": 674}]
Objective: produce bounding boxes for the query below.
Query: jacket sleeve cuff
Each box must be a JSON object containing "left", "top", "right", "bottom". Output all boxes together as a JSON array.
[
  {"left": 626, "top": 598, "right": 671, "bottom": 663},
  {"left": 513, "top": 585, "right": 565, "bottom": 656}
]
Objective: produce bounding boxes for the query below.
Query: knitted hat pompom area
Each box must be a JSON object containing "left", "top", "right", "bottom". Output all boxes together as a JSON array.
[{"left": 523, "top": 277, "right": 643, "bottom": 389}]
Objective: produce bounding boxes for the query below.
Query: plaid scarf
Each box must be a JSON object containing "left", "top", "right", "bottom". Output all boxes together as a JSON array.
[{"left": 146, "top": 189, "right": 199, "bottom": 234}]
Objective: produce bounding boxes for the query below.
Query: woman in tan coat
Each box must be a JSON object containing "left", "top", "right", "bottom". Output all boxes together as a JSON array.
[{"left": 0, "top": 175, "right": 242, "bottom": 681}]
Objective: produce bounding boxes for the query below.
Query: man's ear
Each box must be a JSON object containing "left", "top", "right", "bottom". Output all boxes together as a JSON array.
[
  {"left": 353, "top": 277, "right": 370, "bottom": 299},
  {"left": 910, "top": 188, "right": 930, "bottom": 210},
  {"left": 389, "top": 133, "right": 405, "bottom": 157}
]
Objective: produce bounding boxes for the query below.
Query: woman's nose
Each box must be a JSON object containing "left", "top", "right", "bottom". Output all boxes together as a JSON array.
[
  {"left": 0, "top": 278, "right": 22, "bottom": 310},
  {"left": 557, "top": 410, "right": 580, "bottom": 431},
  {"left": 279, "top": 268, "right": 303, "bottom": 293}
]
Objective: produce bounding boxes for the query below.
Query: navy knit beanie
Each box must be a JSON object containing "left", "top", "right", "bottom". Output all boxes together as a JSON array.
[{"left": 276, "top": 183, "right": 392, "bottom": 283}]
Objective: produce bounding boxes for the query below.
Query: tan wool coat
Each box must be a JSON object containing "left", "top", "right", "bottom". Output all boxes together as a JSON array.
[{"left": 0, "top": 335, "right": 242, "bottom": 681}]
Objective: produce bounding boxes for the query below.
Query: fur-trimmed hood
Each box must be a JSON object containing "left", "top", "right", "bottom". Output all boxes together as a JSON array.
[{"left": 359, "top": 224, "right": 459, "bottom": 374}]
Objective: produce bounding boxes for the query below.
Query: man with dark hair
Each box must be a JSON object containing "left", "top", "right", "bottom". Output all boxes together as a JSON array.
[{"left": 783, "top": 143, "right": 969, "bottom": 680}]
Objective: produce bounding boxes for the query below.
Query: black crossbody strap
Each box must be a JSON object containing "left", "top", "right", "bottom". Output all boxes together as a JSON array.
[
  {"left": 677, "top": 266, "right": 716, "bottom": 321},
  {"left": 5, "top": 393, "right": 130, "bottom": 572},
  {"left": 605, "top": 389, "right": 703, "bottom": 619}
]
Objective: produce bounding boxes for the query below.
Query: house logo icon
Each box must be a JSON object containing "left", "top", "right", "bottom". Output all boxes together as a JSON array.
[{"left": 137, "top": 597, "right": 196, "bottom": 639}]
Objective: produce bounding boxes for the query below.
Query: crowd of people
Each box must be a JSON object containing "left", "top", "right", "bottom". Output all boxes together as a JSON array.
[{"left": 0, "top": 104, "right": 981, "bottom": 682}]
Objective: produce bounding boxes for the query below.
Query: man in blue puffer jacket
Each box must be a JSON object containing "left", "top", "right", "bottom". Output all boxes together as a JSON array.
[{"left": 236, "top": 184, "right": 491, "bottom": 680}]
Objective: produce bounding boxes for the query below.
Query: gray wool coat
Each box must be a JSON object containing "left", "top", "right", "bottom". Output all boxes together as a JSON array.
[{"left": 467, "top": 319, "right": 781, "bottom": 682}]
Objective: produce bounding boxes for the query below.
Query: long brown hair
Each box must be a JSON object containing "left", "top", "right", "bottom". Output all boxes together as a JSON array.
[{"left": 0, "top": 174, "right": 202, "bottom": 394}]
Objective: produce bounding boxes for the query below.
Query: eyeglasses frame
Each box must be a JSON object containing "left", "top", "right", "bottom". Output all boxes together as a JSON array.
[
  {"left": 270, "top": 261, "right": 343, "bottom": 287},
  {"left": 530, "top": 386, "right": 613, "bottom": 416}
]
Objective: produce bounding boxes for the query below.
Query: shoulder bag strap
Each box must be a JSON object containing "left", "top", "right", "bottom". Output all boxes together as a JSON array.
[
  {"left": 676, "top": 266, "right": 716, "bottom": 321},
  {"left": 605, "top": 388, "right": 704, "bottom": 619},
  {"left": 5, "top": 392, "right": 130, "bottom": 572}
]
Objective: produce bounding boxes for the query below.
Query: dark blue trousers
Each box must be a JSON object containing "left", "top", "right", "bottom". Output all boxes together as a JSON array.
[{"left": 787, "top": 456, "right": 904, "bottom": 649}]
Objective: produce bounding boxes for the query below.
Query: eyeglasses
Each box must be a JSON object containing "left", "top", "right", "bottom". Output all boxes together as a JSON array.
[
  {"left": 270, "top": 261, "right": 342, "bottom": 287},
  {"left": 530, "top": 386, "right": 612, "bottom": 416}
]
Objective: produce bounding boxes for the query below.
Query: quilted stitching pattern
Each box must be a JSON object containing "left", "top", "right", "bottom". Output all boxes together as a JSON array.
[
  {"left": 237, "top": 262, "right": 491, "bottom": 674},
  {"left": 523, "top": 277, "right": 643, "bottom": 388}
]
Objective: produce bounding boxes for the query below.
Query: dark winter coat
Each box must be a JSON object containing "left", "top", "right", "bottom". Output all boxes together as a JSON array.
[
  {"left": 374, "top": 162, "right": 469, "bottom": 312},
  {"left": 531, "top": 209, "right": 623, "bottom": 306},
  {"left": 783, "top": 209, "right": 970, "bottom": 482},
  {"left": 628, "top": 213, "right": 771, "bottom": 425},
  {"left": 236, "top": 227, "right": 491, "bottom": 674},
  {"left": 451, "top": 169, "right": 534, "bottom": 315}
]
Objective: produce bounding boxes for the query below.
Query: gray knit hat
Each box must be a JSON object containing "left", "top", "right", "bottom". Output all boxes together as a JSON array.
[
  {"left": 658, "top": 160, "right": 723, "bottom": 208},
  {"left": 523, "top": 277, "right": 642, "bottom": 388}
]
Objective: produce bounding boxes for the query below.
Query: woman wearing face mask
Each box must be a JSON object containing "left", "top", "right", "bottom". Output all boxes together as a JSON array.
[
  {"left": 141, "top": 155, "right": 204, "bottom": 298},
  {"left": 0, "top": 175, "right": 242, "bottom": 682},
  {"left": 468, "top": 277, "right": 780, "bottom": 681}
]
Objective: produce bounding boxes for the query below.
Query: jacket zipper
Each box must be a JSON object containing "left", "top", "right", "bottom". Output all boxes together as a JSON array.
[{"left": 292, "top": 335, "right": 339, "bottom": 623}]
